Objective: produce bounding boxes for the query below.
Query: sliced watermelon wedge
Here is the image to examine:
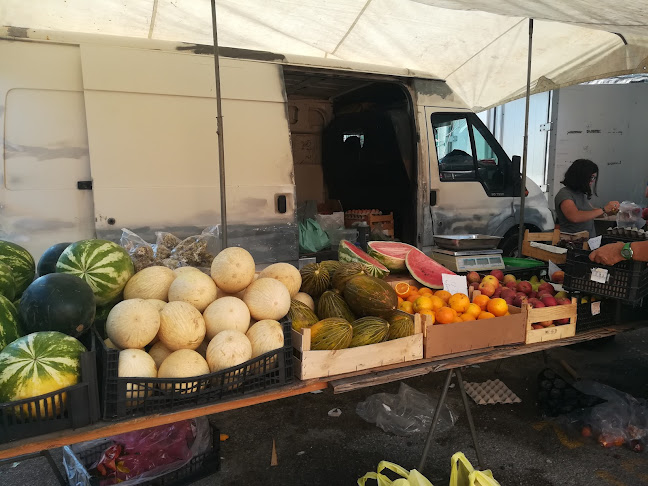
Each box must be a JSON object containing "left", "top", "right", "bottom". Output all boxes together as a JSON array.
[
  {"left": 367, "top": 241, "right": 417, "bottom": 273},
  {"left": 338, "top": 240, "right": 390, "bottom": 278},
  {"left": 405, "top": 248, "right": 456, "bottom": 289}
]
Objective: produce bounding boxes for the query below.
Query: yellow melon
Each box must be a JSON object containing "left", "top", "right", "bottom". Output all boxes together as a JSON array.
[
  {"left": 158, "top": 301, "right": 206, "bottom": 351},
  {"left": 158, "top": 349, "right": 210, "bottom": 394},
  {"left": 206, "top": 330, "right": 252, "bottom": 372},
  {"left": 168, "top": 271, "right": 217, "bottom": 312},
  {"left": 259, "top": 263, "right": 302, "bottom": 297},
  {"left": 211, "top": 247, "right": 256, "bottom": 293},
  {"left": 118, "top": 349, "right": 157, "bottom": 405},
  {"left": 106, "top": 299, "right": 160, "bottom": 349},
  {"left": 246, "top": 319, "right": 284, "bottom": 359},
  {"left": 243, "top": 278, "right": 291, "bottom": 321},
  {"left": 148, "top": 341, "right": 173, "bottom": 368},
  {"left": 123, "top": 266, "right": 176, "bottom": 301},
  {"left": 293, "top": 292, "right": 315, "bottom": 311},
  {"left": 203, "top": 296, "right": 251, "bottom": 340}
]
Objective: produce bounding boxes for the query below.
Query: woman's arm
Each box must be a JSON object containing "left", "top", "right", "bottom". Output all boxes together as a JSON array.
[
  {"left": 560, "top": 199, "right": 604, "bottom": 223},
  {"left": 589, "top": 241, "right": 648, "bottom": 265}
]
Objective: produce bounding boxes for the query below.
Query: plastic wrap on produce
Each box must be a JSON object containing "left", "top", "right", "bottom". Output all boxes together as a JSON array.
[
  {"left": 120, "top": 228, "right": 156, "bottom": 272},
  {"left": 63, "top": 417, "right": 211, "bottom": 486}
]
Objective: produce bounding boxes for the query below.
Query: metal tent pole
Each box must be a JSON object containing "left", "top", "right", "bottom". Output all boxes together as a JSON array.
[
  {"left": 517, "top": 18, "right": 534, "bottom": 256},
  {"left": 210, "top": 0, "right": 228, "bottom": 248}
]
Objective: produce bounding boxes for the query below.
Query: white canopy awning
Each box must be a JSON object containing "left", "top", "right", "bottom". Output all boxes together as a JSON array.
[{"left": 2, "top": 0, "right": 647, "bottom": 110}]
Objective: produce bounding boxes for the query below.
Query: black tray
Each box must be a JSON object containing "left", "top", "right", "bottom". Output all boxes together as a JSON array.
[{"left": 575, "top": 297, "right": 618, "bottom": 332}]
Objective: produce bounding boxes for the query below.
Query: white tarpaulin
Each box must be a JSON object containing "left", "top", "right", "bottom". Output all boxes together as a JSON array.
[{"left": 2, "top": 0, "right": 647, "bottom": 110}]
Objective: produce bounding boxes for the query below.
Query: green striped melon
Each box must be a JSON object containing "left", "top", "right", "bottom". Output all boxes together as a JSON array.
[
  {"left": 0, "top": 241, "right": 35, "bottom": 297},
  {"left": 0, "top": 262, "right": 16, "bottom": 302},
  {"left": 0, "top": 295, "right": 22, "bottom": 351},
  {"left": 350, "top": 317, "right": 390, "bottom": 347},
  {"left": 56, "top": 239, "right": 134, "bottom": 305},
  {"left": 386, "top": 311, "right": 415, "bottom": 340},
  {"left": 331, "top": 263, "right": 366, "bottom": 293},
  {"left": 0, "top": 331, "right": 85, "bottom": 417},
  {"left": 299, "top": 263, "right": 330, "bottom": 298},
  {"left": 343, "top": 275, "right": 398, "bottom": 318},
  {"left": 317, "top": 290, "right": 355, "bottom": 322},
  {"left": 288, "top": 299, "right": 319, "bottom": 332},
  {"left": 309, "top": 318, "right": 352, "bottom": 350},
  {"left": 320, "top": 260, "right": 341, "bottom": 281}
]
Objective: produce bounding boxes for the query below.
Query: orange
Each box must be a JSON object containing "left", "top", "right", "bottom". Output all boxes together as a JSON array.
[
  {"left": 478, "top": 311, "right": 496, "bottom": 320},
  {"left": 486, "top": 298, "right": 509, "bottom": 317},
  {"left": 428, "top": 295, "right": 445, "bottom": 311},
  {"left": 465, "top": 303, "right": 482, "bottom": 318},
  {"left": 460, "top": 313, "right": 476, "bottom": 321},
  {"left": 418, "top": 309, "right": 435, "bottom": 324},
  {"left": 394, "top": 282, "right": 412, "bottom": 299},
  {"left": 448, "top": 293, "right": 470, "bottom": 313},
  {"left": 473, "top": 294, "right": 491, "bottom": 311},
  {"left": 407, "top": 293, "right": 420, "bottom": 303},
  {"left": 434, "top": 290, "right": 452, "bottom": 303},
  {"left": 454, "top": 316, "right": 463, "bottom": 323},
  {"left": 397, "top": 296, "right": 404, "bottom": 305},
  {"left": 419, "top": 288, "right": 433, "bottom": 295},
  {"left": 435, "top": 307, "right": 457, "bottom": 324},
  {"left": 414, "top": 296, "right": 433, "bottom": 313},
  {"left": 399, "top": 301, "right": 414, "bottom": 314}
]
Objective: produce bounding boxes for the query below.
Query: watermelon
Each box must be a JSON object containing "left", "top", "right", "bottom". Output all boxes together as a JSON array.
[
  {"left": 367, "top": 241, "right": 417, "bottom": 273},
  {"left": 56, "top": 239, "right": 134, "bottom": 305},
  {"left": 0, "top": 295, "right": 22, "bottom": 351},
  {"left": 405, "top": 248, "right": 456, "bottom": 289},
  {"left": 20, "top": 273, "right": 96, "bottom": 337},
  {"left": 37, "top": 242, "right": 71, "bottom": 277},
  {"left": 338, "top": 240, "right": 390, "bottom": 278},
  {"left": 0, "top": 262, "right": 16, "bottom": 301},
  {"left": 0, "top": 331, "right": 85, "bottom": 417},
  {"left": 0, "top": 240, "right": 35, "bottom": 297}
]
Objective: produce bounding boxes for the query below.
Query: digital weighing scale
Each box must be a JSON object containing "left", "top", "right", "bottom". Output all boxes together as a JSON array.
[{"left": 430, "top": 248, "right": 505, "bottom": 272}]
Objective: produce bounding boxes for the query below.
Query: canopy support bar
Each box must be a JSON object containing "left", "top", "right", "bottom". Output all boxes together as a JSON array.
[
  {"left": 517, "top": 18, "right": 534, "bottom": 257},
  {"left": 210, "top": 0, "right": 228, "bottom": 248}
]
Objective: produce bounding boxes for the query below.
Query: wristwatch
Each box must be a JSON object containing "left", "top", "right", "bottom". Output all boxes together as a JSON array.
[{"left": 621, "top": 242, "right": 634, "bottom": 260}]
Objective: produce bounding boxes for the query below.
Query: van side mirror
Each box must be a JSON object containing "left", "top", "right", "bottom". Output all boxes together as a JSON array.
[{"left": 512, "top": 155, "right": 521, "bottom": 176}]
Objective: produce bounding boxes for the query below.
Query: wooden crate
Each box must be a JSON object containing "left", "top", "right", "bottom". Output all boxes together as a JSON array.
[
  {"left": 292, "top": 321, "right": 423, "bottom": 380},
  {"left": 416, "top": 307, "right": 527, "bottom": 358},
  {"left": 344, "top": 212, "right": 394, "bottom": 237},
  {"left": 522, "top": 229, "right": 589, "bottom": 264},
  {"left": 523, "top": 297, "right": 577, "bottom": 344}
]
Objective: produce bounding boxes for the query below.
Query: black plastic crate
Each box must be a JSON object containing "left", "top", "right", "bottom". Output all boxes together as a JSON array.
[
  {"left": 0, "top": 344, "right": 100, "bottom": 444},
  {"left": 563, "top": 249, "right": 648, "bottom": 303},
  {"left": 66, "top": 424, "right": 220, "bottom": 486},
  {"left": 618, "top": 299, "right": 648, "bottom": 324},
  {"left": 575, "top": 296, "right": 618, "bottom": 332},
  {"left": 96, "top": 318, "right": 293, "bottom": 420}
]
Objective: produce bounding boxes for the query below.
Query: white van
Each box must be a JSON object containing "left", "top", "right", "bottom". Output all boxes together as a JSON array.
[{"left": 0, "top": 28, "right": 553, "bottom": 263}]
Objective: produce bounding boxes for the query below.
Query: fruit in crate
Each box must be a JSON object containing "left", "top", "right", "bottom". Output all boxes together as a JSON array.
[
  {"left": 386, "top": 312, "right": 415, "bottom": 340},
  {"left": 203, "top": 296, "right": 251, "bottom": 339},
  {"left": 538, "top": 282, "right": 555, "bottom": 295},
  {"left": 467, "top": 271, "right": 481, "bottom": 284},
  {"left": 490, "top": 270, "right": 504, "bottom": 282},
  {"left": 516, "top": 281, "right": 532, "bottom": 295},
  {"left": 300, "top": 263, "right": 330, "bottom": 298},
  {"left": 486, "top": 298, "right": 508, "bottom": 317},
  {"left": 478, "top": 281, "right": 495, "bottom": 297},
  {"left": 206, "top": 329, "right": 252, "bottom": 372},
  {"left": 286, "top": 299, "right": 317, "bottom": 332},
  {"left": 259, "top": 263, "right": 302, "bottom": 298},
  {"left": 343, "top": 275, "right": 398, "bottom": 318},
  {"left": 350, "top": 317, "right": 390, "bottom": 347},
  {"left": 366, "top": 241, "right": 417, "bottom": 273},
  {"left": 448, "top": 293, "right": 470, "bottom": 313},
  {"left": 405, "top": 248, "right": 456, "bottom": 289},
  {"left": 243, "top": 278, "right": 291, "bottom": 321},
  {"left": 338, "top": 240, "right": 390, "bottom": 278},
  {"left": 37, "top": 242, "right": 71, "bottom": 278},
  {"left": 435, "top": 307, "right": 457, "bottom": 324},
  {"left": 541, "top": 295, "right": 558, "bottom": 307},
  {"left": 0, "top": 240, "right": 35, "bottom": 297},
  {"left": 503, "top": 274, "right": 517, "bottom": 285},
  {"left": 309, "top": 318, "right": 353, "bottom": 350},
  {"left": 124, "top": 266, "right": 176, "bottom": 301},
  {"left": 149, "top": 341, "right": 173, "bottom": 368},
  {"left": 158, "top": 301, "right": 206, "bottom": 351},
  {"left": 119, "top": 349, "right": 157, "bottom": 405},
  {"left": 107, "top": 299, "right": 161, "bottom": 349},
  {"left": 481, "top": 275, "right": 500, "bottom": 288},
  {"left": 0, "top": 295, "right": 22, "bottom": 351},
  {"left": 332, "top": 263, "right": 367, "bottom": 292},
  {"left": 56, "top": 239, "right": 134, "bottom": 305},
  {"left": 551, "top": 271, "right": 565, "bottom": 284},
  {"left": 20, "top": 273, "right": 96, "bottom": 337},
  {"left": 0, "top": 262, "right": 16, "bottom": 302},
  {"left": 246, "top": 319, "right": 284, "bottom": 358},
  {"left": 293, "top": 292, "right": 315, "bottom": 311},
  {"left": 0, "top": 331, "right": 86, "bottom": 415},
  {"left": 472, "top": 294, "right": 490, "bottom": 311},
  {"left": 319, "top": 260, "right": 341, "bottom": 279},
  {"left": 210, "top": 247, "right": 256, "bottom": 294},
  {"left": 168, "top": 270, "right": 218, "bottom": 312},
  {"left": 317, "top": 290, "right": 356, "bottom": 322},
  {"left": 158, "top": 349, "right": 210, "bottom": 394}
]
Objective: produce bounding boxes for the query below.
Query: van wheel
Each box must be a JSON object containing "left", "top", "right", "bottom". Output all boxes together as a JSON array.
[{"left": 499, "top": 233, "right": 521, "bottom": 257}]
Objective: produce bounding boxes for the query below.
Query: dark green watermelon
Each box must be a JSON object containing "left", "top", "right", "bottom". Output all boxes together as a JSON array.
[
  {"left": 37, "top": 242, "right": 71, "bottom": 277},
  {"left": 20, "top": 273, "right": 96, "bottom": 337}
]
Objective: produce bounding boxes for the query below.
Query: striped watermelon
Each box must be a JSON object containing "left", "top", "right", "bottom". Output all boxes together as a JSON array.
[
  {"left": 367, "top": 241, "right": 417, "bottom": 273},
  {"left": 338, "top": 240, "right": 390, "bottom": 278},
  {"left": 0, "top": 331, "right": 85, "bottom": 417},
  {"left": 56, "top": 239, "right": 134, "bottom": 305},
  {"left": 0, "top": 295, "right": 22, "bottom": 351},
  {"left": 0, "top": 262, "right": 16, "bottom": 301},
  {"left": 0, "top": 241, "right": 35, "bottom": 297}
]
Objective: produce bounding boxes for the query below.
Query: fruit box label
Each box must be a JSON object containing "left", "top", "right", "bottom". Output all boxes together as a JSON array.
[
  {"left": 590, "top": 268, "right": 608, "bottom": 284},
  {"left": 591, "top": 301, "right": 601, "bottom": 316}
]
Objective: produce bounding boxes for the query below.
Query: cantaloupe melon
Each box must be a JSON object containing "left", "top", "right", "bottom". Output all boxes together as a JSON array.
[
  {"left": 211, "top": 247, "right": 255, "bottom": 293},
  {"left": 158, "top": 349, "right": 210, "bottom": 394},
  {"left": 146, "top": 299, "right": 167, "bottom": 312},
  {"left": 104, "top": 338, "right": 119, "bottom": 350},
  {"left": 195, "top": 340, "right": 209, "bottom": 359},
  {"left": 106, "top": 299, "right": 160, "bottom": 349},
  {"left": 206, "top": 330, "right": 252, "bottom": 372},
  {"left": 118, "top": 349, "right": 157, "bottom": 405},
  {"left": 158, "top": 301, "right": 206, "bottom": 351},
  {"left": 173, "top": 266, "right": 203, "bottom": 278},
  {"left": 123, "top": 266, "right": 176, "bottom": 301},
  {"left": 258, "top": 263, "right": 301, "bottom": 297},
  {"left": 148, "top": 341, "right": 173, "bottom": 368},
  {"left": 243, "top": 278, "right": 291, "bottom": 321},
  {"left": 168, "top": 271, "right": 217, "bottom": 312},
  {"left": 293, "top": 292, "right": 315, "bottom": 311},
  {"left": 203, "top": 296, "right": 251, "bottom": 340},
  {"left": 246, "top": 319, "right": 284, "bottom": 359}
]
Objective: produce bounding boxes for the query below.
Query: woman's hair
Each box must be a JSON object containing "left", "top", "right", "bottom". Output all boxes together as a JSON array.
[{"left": 561, "top": 159, "right": 599, "bottom": 198}]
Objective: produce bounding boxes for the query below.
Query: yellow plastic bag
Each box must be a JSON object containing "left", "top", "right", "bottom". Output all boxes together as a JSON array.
[
  {"left": 358, "top": 461, "right": 434, "bottom": 486},
  {"left": 449, "top": 453, "right": 500, "bottom": 486}
]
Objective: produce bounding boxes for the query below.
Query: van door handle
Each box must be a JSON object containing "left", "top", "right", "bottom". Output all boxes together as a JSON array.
[
  {"left": 77, "top": 181, "right": 93, "bottom": 190},
  {"left": 276, "top": 195, "right": 287, "bottom": 214},
  {"left": 429, "top": 190, "right": 437, "bottom": 206}
]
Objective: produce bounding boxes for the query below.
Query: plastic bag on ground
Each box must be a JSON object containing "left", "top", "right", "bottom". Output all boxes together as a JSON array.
[
  {"left": 63, "top": 417, "right": 211, "bottom": 486},
  {"left": 356, "top": 383, "right": 456, "bottom": 436},
  {"left": 449, "top": 452, "right": 500, "bottom": 486},
  {"left": 357, "top": 461, "right": 434, "bottom": 486}
]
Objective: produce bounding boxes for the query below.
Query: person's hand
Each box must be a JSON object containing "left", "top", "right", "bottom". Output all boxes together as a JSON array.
[
  {"left": 589, "top": 242, "right": 624, "bottom": 265},
  {"left": 604, "top": 201, "right": 620, "bottom": 215}
]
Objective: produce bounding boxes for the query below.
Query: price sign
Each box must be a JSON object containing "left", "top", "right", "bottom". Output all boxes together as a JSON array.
[
  {"left": 588, "top": 235, "right": 602, "bottom": 250},
  {"left": 590, "top": 268, "right": 608, "bottom": 284},
  {"left": 591, "top": 301, "right": 601, "bottom": 316},
  {"left": 442, "top": 274, "right": 469, "bottom": 296}
]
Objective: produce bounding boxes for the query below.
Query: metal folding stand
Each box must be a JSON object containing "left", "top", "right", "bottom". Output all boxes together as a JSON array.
[{"left": 419, "top": 368, "right": 484, "bottom": 473}]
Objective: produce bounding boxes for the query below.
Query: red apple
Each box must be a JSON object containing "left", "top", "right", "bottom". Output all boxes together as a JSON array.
[
  {"left": 513, "top": 295, "right": 528, "bottom": 307},
  {"left": 551, "top": 271, "right": 565, "bottom": 284},
  {"left": 492, "top": 287, "right": 503, "bottom": 299},
  {"left": 503, "top": 295, "right": 515, "bottom": 305},
  {"left": 528, "top": 298, "right": 545, "bottom": 308},
  {"left": 469, "top": 282, "right": 480, "bottom": 292},
  {"left": 500, "top": 288, "right": 516, "bottom": 300},
  {"left": 541, "top": 295, "right": 558, "bottom": 307},
  {"left": 556, "top": 298, "right": 571, "bottom": 306},
  {"left": 642, "top": 207, "right": 648, "bottom": 220},
  {"left": 538, "top": 282, "right": 556, "bottom": 295},
  {"left": 531, "top": 324, "right": 544, "bottom": 330},
  {"left": 478, "top": 282, "right": 496, "bottom": 297},
  {"left": 467, "top": 271, "right": 481, "bottom": 284},
  {"left": 490, "top": 269, "right": 505, "bottom": 282},
  {"left": 528, "top": 291, "right": 537, "bottom": 299},
  {"left": 505, "top": 281, "right": 517, "bottom": 290},
  {"left": 503, "top": 274, "right": 517, "bottom": 285},
  {"left": 516, "top": 281, "right": 532, "bottom": 295}
]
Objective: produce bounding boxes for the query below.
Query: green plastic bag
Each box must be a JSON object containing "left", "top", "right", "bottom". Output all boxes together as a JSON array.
[
  {"left": 299, "top": 218, "right": 330, "bottom": 253},
  {"left": 449, "top": 453, "right": 500, "bottom": 486},
  {"left": 358, "top": 461, "right": 434, "bottom": 486}
]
